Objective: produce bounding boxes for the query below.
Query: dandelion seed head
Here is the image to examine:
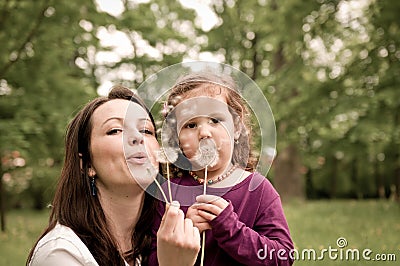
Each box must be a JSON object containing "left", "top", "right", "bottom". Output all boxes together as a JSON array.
[
  {"left": 192, "top": 138, "right": 218, "bottom": 168},
  {"left": 156, "top": 147, "right": 179, "bottom": 163}
]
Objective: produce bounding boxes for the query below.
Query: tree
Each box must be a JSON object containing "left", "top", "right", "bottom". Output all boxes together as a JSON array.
[
  {"left": 0, "top": 0, "right": 100, "bottom": 229},
  {"left": 0, "top": 0, "right": 202, "bottom": 223},
  {"left": 80, "top": 0, "right": 198, "bottom": 92},
  {"left": 201, "top": 0, "right": 320, "bottom": 199},
  {"left": 199, "top": 0, "right": 400, "bottom": 200}
]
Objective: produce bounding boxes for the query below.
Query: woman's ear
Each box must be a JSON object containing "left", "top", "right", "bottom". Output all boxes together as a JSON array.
[
  {"left": 88, "top": 167, "right": 96, "bottom": 177},
  {"left": 79, "top": 153, "right": 96, "bottom": 176}
]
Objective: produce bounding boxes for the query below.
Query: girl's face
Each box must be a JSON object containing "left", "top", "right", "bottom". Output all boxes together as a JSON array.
[
  {"left": 89, "top": 99, "right": 159, "bottom": 190},
  {"left": 175, "top": 93, "right": 239, "bottom": 172}
]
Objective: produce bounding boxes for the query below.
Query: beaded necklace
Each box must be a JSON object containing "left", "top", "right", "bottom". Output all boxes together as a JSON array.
[{"left": 190, "top": 164, "right": 238, "bottom": 185}]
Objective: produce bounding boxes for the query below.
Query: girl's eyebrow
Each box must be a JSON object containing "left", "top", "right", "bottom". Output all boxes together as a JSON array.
[{"left": 208, "top": 111, "right": 227, "bottom": 116}]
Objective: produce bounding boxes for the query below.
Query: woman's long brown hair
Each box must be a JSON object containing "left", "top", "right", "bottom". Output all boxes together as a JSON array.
[{"left": 27, "top": 86, "right": 157, "bottom": 265}]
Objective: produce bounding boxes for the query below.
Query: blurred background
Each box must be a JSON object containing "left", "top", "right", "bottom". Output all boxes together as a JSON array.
[{"left": 0, "top": 0, "right": 399, "bottom": 265}]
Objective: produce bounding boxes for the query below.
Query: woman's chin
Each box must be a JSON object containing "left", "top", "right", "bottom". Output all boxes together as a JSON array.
[{"left": 127, "top": 163, "right": 158, "bottom": 188}]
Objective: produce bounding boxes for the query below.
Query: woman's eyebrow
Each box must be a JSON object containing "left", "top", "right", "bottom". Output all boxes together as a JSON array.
[
  {"left": 101, "top": 117, "right": 123, "bottom": 127},
  {"left": 138, "top": 117, "right": 154, "bottom": 125}
]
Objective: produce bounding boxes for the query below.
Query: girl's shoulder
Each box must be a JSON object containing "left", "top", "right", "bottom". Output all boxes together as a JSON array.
[
  {"left": 248, "top": 172, "right": 279, "bottom": 195},
  {"left": 230, "top": 171, "right": 280, "bottom": 200}
]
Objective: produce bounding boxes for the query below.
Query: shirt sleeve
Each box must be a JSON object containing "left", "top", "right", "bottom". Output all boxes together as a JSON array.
[
  {"left": 209, "top": 197, "right": 294, "bottom": 266},
  {"left": 29, "top": 237, "right": 98, "bottom": 266}
]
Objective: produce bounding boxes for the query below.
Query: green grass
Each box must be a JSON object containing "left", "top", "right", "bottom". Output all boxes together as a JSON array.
[
  {"left": 284, "top": 200, "right": 400, "bottom": 265},
  {"left": 0, "top": 200, "right": 398, "bottom": 265},
  {"left": 0, "top": 208, "right": 49, "bottom": 266}
]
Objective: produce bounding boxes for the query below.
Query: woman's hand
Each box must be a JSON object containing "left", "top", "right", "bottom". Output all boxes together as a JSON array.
[
  {"left": 194, "top": 195, "right": 229, "bottom": 221},
  {"left": 157, "top": 201, "right": 200, "bottom": 266},
  {"left": 186, "top": 204, "right": 211, "bottom": 233}
]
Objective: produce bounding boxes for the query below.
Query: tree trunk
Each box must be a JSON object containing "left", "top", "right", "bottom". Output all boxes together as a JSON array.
[
  {"left": 394, "top": 151, "right": 400, "bottom": 201},
  {"left": 0, "top": 165, "right": 5, "bottom": 232},
  {"left": 273, "top": 144, "right": 304, "bottom": 201},
  {"left": 351, "top": 158, "right": 361, "bottom": 199},
  {"left": 305, "top": 167, "right": 314, "bottom": 199},
  {"left": 330, "top": 156, "right": 338, "bottom": 198},
  {"left": 394, "top": 111, "right": 400, "bottom": 201},
  {"left": 375, "top": 160, "right": 385, "bottom": 199}
]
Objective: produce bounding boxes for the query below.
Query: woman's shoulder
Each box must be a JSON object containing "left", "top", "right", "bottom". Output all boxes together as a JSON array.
[{"left": 29, "top": 223, "right": 98, "bottom": 266}]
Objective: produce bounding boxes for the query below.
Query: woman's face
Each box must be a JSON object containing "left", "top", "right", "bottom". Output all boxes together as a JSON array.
[{"left": 89, "top": 99, "right": 159, "bottom": 190}]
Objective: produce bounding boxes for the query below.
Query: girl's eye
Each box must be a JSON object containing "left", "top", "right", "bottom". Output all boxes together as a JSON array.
[
  {"left": 140, "top": 129, "right": 155, "bottom": 135},
  {"left": 210, "top": 118, "right": 221, "bottom": 124},
  {"left": 184, "top": 122, "right": 197, "bottom": 129},
  {"left": 107, "top": 128, "right": 123, "bottom": 135}
]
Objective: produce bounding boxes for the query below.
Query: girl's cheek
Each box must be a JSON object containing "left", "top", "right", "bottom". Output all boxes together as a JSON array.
[{"left": 180, "top": 143, "right": 196, "bottom": 158}]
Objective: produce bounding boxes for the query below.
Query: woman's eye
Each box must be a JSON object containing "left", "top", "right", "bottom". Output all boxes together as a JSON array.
[
  {"left": 107, "top": 128, "right": 123, "bottom": 135},
  {"left": 140, "top": 129, "right": 155, "bottom": 135},
  {"left": 184, "top": 122, "right": 197, "bottom": 129}
]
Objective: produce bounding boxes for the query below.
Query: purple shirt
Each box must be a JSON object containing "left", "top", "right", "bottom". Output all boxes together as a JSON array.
[{"left": 150, "top": 172, "right": 294, "bottom": 266}]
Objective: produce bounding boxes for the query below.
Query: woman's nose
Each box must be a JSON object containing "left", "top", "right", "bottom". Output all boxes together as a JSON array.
[{"left": 128, "top": 129, "right": 144, "bottom": 145}]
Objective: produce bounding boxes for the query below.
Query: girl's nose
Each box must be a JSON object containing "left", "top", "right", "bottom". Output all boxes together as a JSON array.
[{"left": 198, "top": 124, "right": 212, "bottom": 140}]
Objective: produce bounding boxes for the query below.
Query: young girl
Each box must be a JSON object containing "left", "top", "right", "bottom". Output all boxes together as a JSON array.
[{"left": 150, "top": 72, "right": 293, "bottom": 266}]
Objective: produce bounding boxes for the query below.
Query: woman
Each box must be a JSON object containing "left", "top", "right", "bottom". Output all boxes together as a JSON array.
[{"left": 27, "top": 85, "right": 200, "bottom": 266}]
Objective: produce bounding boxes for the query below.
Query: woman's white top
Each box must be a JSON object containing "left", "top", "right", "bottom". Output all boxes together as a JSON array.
[{"left": 29, "top": 223, "right": 131, "bottom": 266}]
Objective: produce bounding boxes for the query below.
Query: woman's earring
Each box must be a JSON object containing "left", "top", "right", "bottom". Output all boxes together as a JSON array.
[
  {"left": 90, "top": 176, "right": 97, "bottom": 196},
  {"left": 234, "top": 139, "right": 239, "bottom": 145}
]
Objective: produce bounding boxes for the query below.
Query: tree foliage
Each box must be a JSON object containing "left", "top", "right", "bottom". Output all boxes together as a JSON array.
[
  {"left": 0, "top": 0, "right": 399, "bottom": 218},
  {"left": 200, "top": 0, "right": 400, "bottom": 199}
]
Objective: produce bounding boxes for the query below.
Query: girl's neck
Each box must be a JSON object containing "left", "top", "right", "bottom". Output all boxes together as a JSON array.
[
  {"left": 193, "top": 162, "right": 233, "bottom": 180},
  {"left": 192, "top": 163, "right": 250, "bottom": 187},
  {"left": 210, "top": 168, "right": 251, "bottom": 188}
]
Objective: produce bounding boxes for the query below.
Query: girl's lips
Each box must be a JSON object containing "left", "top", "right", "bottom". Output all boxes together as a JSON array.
[{"left": 127, "top": 152, "right": 149, "bottom": 165}]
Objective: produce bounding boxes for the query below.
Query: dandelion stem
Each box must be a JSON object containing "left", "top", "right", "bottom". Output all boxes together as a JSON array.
[
  {"left": 200, "top": 232, "right": 206, "bottom": 266},
  {"left": 148, "top": 168, "right": 169, "bottom": 204},
  {"left": 200, "top": 165, "right": 208, "bottom": 266},
  {"left": 166, "top": 162, "right": 173, "bottom": 203}
]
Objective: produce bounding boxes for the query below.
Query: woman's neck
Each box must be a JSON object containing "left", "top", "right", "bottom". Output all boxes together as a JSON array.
[{"left": 98, "top": 185, "right": 145, "bottom": 253}]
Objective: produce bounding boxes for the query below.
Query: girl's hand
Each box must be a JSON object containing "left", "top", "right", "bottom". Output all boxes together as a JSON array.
[
  {"left": 195, "top": 195, "right": 229, "bottom": 221},
  {"left": 186, "top": 204, "right": 212, "bottom": 233},
  {"left": 157, "top": 201, "right": 201, "bottom": 266}
]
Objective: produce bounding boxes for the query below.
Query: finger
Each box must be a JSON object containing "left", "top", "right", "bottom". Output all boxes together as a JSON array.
[
  {"left": 173, "top": 208, "right": 185, "bottom": 236},
  {"left": 189, "top": 215, "right": 207, "bottom": 224},
  {"left": 187, "top": 209, "right": 209, "bottom": 221},
  {"left": 196, "top": 194, "right": 220, "bottom": 203},
  {"left": 190, "top": 202, "right": 203, "bottom": 208},
  {"left": 193, "top": 226, "right": 200, "bottom": 246},
  {"left": 198, "top": 209, "right": 217, "bottom": 221},
  {"left": 196, "top": 203, "right": 222, "bottom": 216},
  {"left": 159, "top": 202, "right": 170, "bottom": 227},
  {"left": 159, "top": 201, "right": 180, "bottom": 235},
  {"left": 184, "top": 218, "right": 194, "bottom": 236},
  {"left": 196, "top": 195, "right": 228, "bottom": 209},
  {"left": 195, "top": 222, "right": 212, "bottom": 233}
]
